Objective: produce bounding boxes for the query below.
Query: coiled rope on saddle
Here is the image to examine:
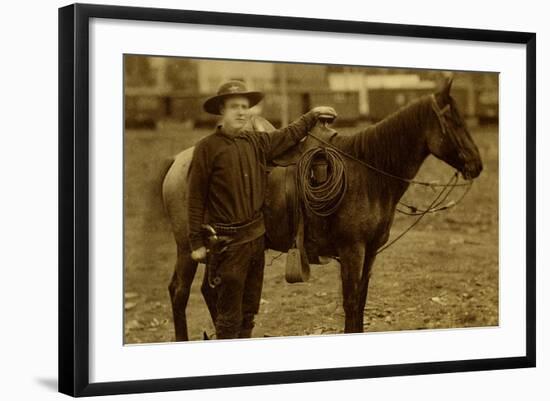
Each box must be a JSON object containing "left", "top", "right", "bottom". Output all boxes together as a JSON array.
[{"left": 296, "top": 146, "right": 348, "bottom": 217}]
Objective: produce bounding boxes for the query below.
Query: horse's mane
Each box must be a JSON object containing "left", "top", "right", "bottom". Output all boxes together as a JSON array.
[{"left": 332, "top": 95, "right": 434, "bottom": 175}]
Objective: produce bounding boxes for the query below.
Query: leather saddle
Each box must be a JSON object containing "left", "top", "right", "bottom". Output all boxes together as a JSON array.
[
  {"left": 255, "top": 118, "right": 339, "bottom": 282},
  {"left": 270, "top": 123, "right": 339, "bottom": 168}
]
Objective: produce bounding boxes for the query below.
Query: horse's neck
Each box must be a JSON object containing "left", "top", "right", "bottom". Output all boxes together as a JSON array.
[{"left": 349, "top": 99, "right": 431, "bottom": 183}]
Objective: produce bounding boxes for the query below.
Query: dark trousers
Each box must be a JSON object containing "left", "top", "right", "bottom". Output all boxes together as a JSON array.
[{"left": 215, "top": 236, "right": 265, "bottom": 339}]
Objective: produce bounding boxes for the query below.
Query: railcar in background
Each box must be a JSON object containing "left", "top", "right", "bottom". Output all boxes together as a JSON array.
[{"left": 124, "top": 84, "right": 497, "bottom": 129}]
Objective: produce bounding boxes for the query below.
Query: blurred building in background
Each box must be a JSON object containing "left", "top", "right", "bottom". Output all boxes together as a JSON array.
[{"left": 124, "top": 55, "right": 498, "bottom": 129}]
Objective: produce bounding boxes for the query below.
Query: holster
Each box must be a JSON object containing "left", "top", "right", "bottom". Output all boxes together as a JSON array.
[
  {"left": 205, "top": 249, "right": 223, "bottom": 287},
  {"left": 201, "top": 225, "right": 230, "bottom": 288}
]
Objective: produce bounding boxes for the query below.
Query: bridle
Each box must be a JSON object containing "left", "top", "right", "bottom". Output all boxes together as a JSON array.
[
  {"left": 430, "top": 93, "right": 468, "bottom": 165},
  {"left": 430, "top": 93, "right": 452, "bottom": 136}
]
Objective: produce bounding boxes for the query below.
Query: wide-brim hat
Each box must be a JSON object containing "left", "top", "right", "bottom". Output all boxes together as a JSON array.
[{"left": 203, "top": 80, "right": 264, "bottom": 115}]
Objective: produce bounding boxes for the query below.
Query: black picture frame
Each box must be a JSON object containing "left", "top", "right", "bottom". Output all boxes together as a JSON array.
[{"left": 58, "top": 3, "right": 536, "bottom": 397}]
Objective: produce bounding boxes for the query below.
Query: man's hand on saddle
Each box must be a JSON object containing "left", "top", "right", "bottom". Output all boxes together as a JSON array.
[
  {"left": 310, "top": 106, "right": 338, "bottom": 124},
  {"left": 191, "top": 246, "right": 207, "bottom": 262}
]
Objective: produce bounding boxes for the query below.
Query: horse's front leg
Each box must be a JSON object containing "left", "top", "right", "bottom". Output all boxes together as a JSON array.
[
  {"left": 339, "top": 242, "right": 366, "bottom": 333},
  {"left": 357, "top": 252, "right": 377, "bottom": 330},
  {"left": 168, "top": 244, "right": 198, "bottom": 341}
]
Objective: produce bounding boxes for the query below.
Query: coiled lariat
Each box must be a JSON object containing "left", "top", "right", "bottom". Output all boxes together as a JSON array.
[{"left": 296, "top": 146, "right": 348, "bottom": 217}]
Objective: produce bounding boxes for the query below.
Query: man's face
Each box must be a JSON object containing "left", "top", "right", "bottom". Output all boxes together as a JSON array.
[{"left": 220, "top": 96, "right": 250, "bottom": 134}]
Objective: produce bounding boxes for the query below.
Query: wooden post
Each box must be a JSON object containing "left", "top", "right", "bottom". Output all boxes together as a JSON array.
[{"left": 280, "top": 64, "right": 289, "bottom": 127}]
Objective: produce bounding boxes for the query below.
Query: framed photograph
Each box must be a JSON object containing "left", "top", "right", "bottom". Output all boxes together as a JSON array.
[{"left": 58, "top": 3, "right": 536, "bottom": 397}]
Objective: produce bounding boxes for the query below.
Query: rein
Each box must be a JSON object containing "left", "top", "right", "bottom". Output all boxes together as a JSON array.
[
  {"left": 307, "top": 129, "right": 471, "bottom": 188},
  {"left": 377, "top": 172, "right": 472, "bottom": 255},
  {"left": 305, "top": 95, "right": 475, "bottom": 254}
]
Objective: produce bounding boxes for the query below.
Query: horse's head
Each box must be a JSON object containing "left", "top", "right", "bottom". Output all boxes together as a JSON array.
[{"left": 426, "top": 77, "right": 483, "bottom": 180}]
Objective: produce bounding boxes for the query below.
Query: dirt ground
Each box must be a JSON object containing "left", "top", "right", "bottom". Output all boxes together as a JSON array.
[{"left": 123, "top": 122, "right": 499, "bottom": 343}]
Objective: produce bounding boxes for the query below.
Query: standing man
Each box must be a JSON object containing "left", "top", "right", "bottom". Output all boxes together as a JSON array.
[{"left": 188, "top": 80, "right": 336, "bottom": 339}]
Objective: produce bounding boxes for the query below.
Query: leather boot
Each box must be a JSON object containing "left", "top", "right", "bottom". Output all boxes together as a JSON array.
[
  {"left": 216, "top": 322, "right": 240, "bottom": 339},
  {"left": 238, "top": 327, "right": 253, "bottom": 338}
]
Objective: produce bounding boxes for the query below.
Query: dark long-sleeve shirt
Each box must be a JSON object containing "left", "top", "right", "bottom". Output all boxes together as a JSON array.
[{"left": 187, "top": 112, "right": 317, "bottom": 250}]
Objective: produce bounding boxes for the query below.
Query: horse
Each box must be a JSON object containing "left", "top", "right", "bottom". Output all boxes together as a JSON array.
[{"left": 162, "top": 77, "right": 483, "bottom": 340}]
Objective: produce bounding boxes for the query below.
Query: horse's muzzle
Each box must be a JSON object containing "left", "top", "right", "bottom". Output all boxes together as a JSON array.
[{"left": 462, "top": 157, "right": 483, "bottom": 180}]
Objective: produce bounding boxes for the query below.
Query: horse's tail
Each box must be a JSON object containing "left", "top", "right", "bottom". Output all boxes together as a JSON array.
[
  {"left": 159, "top": 156, "right": 175, "bottom": 215},
  {"left": 141, "top": 155, "right": 176, "bottom": 234}
]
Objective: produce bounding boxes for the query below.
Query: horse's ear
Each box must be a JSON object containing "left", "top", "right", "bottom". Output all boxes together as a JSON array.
[{"left": 442, "top": 75, "right": 454, "bottom": 98}]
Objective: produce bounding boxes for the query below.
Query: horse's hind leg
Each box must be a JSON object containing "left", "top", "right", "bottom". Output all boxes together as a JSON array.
[{"left": 168, "top": 245, "right": 198, "bottom": 341}]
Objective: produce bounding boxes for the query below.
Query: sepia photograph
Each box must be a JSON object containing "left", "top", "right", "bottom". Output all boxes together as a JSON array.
[{"left": 123, "top": 55, "right": 498, "bottom": 344}]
